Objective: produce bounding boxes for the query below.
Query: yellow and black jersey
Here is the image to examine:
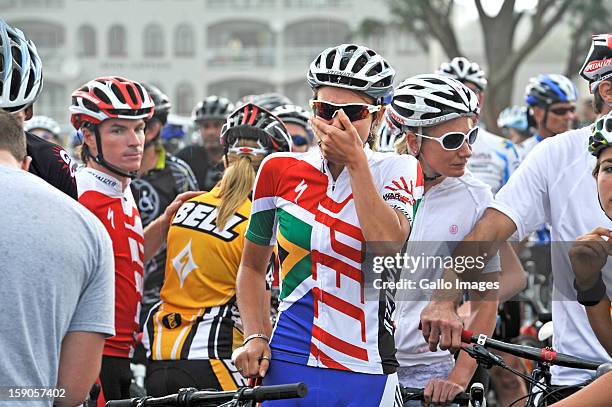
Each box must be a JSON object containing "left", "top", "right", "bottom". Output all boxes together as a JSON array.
[{"left": 143, "top": 186, "right": 249, "bottom": 361}]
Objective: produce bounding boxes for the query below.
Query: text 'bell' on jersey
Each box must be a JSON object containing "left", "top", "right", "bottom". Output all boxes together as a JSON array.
[
  {"left": 143, "top": 187, "right": 250, "bottom": 361},
  {"left": 246, "top": 148, "right": 424, "bottom": 375},
  {"left": 76, "top": 168, "right": 144, "bottom": 358}
]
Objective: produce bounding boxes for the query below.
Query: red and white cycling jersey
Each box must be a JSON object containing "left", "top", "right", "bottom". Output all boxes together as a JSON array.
[
  {"left": 246, "top": 147, "right": 423, "bottom": 374},
  {"left": 76, "top": 167, "right": 144, "bottom": 358}
]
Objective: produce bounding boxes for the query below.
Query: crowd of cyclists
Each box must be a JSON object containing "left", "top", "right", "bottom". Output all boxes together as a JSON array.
[{"left": 1, "top": 15, "right": 612, "bottom": 407}]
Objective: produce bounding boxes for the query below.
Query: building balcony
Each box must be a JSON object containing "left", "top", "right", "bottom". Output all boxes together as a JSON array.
[
  {"left": 206, "top": 47, "right": 276, "bottom": 68},
  {"left": 0, "top": 0, "right": 64, "bottom": 10}
]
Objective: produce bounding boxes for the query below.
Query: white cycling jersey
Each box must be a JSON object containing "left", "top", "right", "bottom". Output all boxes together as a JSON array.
[
  {"left": 394, "top": 171, "right": 500, "bottom": 368},
  {"left": 491, "top": 126, "right": 612, "bottom": 385},
  {"left": 517, "top": 134, "right": 544, "bottom": 160},
  {"left": 467, "top": 128, "right": 520, "bottom": 194}
]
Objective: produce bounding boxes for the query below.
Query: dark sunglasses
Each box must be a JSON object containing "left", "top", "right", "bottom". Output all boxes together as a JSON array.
[
  {"left": 549, "top": 106, "right": 576, "bottom": 116},
  {"left": 310, "top": 100, "right": 381, "bottom": 122},
  {"left": 417, "top": 127, "right": 479, "bottom": 151},
  {"left": 292, "top": 135, "right": 308, "bottom": 146}
]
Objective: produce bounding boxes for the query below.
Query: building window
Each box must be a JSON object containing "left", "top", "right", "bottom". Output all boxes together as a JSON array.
[
  {"left": 175, "top": 24, "right": 194, "bottom": 57},
  {"left": 108, "top": 24, "right": 126, "bottom": 56},
  {"left": 76, "top": 25, "right": 96, "bottom": 57},
  {"left": 144, "top": 24, "right": 164, "bottom": 57},
  {"left": 175, "top": 82, "right": 194, "bottom": 115},
  {"left": 9, "top": 20, "right": 64, "bottom": 53},
  {"left": 206, "top": 20, "right": 275, "bottom": 67}
]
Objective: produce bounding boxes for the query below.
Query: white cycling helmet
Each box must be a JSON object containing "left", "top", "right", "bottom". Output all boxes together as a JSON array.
[
  {"left": 437, "top": 57, "right": 487, "bottom": 91},
  {"left": 497, "top": 106, "right": 528, "bottom": 131},
  {"left": 24, "top": 115, "right": 61, "bottom": 136},
  {"left": 376, "top": 114, "right": 402, "bottom": 153},
  {"left": 388, "top": 74, "right": 480, "bottom": 128},
  {"left": 307, "top": 43, "right": 395, "bottom": 100},
  {"left": 0, "top": 19, "right": 43, "bottom": 112},
  {"left": 272, "top": 104, "right": 311, "bottom": 128}
]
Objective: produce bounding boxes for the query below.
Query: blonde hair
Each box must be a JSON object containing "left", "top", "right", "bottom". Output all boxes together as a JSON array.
[
  {"left": 395, "top": 134, "right": 409, "bottom": 155},
  {"left": 214, "top": 137, "right": 263, "bottom": 230}
]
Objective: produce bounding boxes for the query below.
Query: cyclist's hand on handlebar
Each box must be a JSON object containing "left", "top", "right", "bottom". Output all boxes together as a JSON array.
[
  {"left": 420, "top": 301, "right": 463, "bottom": 353},
  {"left": 232, "top": 338, "right": 271, "bottom": 379},
  {"left": 570, "top": 227, "right": 612, "bottom": 288},
  {"left": 423, "top": 378, "right": 465, "bottom": 406}
]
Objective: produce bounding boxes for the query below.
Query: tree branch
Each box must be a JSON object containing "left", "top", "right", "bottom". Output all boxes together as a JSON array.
[
  {"left": 474, "top": 0, "right": 490, "bottom": 21},
  {"left": 499, "top": 0, "right": 517, "bottom": 19},
  {"left": 491, "top": 0, "right": 573, "bottom": 84}
]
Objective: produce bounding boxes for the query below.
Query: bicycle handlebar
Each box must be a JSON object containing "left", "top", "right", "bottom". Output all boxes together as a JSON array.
[
  {"left": 461, "top": 330, "right": 602, "bottom": 370},
  {"left": 105, "top": 383, "right": 307, "bottom": 407},
  {"left": 401, "top": 387, "right": 470, "bottom": 405},
  {"left": 239, "top": 383, "right": 308, "bottom": 402}
]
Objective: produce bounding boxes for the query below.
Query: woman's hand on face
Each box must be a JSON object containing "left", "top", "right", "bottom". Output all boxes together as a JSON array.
[
  {"left": 569, "top": 227, "right": 612, "bottom": 288},
  {"left": 311, "top": 109, "right": 366, "bottom": 167}
]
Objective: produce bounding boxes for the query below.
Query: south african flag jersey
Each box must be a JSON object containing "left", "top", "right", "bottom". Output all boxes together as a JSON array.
[{"left": 246, "top": 147, "right": 424, "bottom": 375}]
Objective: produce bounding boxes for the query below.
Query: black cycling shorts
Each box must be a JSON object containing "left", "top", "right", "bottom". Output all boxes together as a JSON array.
[
  {"left": 146, "top": 358, "right": 244, "bottom": 397},
  {"left": 99, "top": 355, "right": 133, "bottom": 401}
]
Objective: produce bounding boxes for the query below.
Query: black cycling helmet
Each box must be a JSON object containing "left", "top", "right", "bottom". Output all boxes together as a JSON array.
[
  {"left": 142, "top": 83, "right": 171, "bottom": 125},
  {"left": 220, "top": 103, "right": 292, "bottom": 156},
  {"left": 192, "top": 95, "right": 234, "bottom": 122}
]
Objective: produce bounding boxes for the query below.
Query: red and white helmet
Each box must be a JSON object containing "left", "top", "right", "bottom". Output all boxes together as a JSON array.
[
  {"left": 69, "top": 76, "right": 154, "bottom": 129},
  {"left": 579, "top": 34, "right": 612, "bottom": 93}
]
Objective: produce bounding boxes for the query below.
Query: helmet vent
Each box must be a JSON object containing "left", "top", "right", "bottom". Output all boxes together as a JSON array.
[
  {"left": 83, "top": 98, "right": 100, "bottom": 113},
  {"left": 325, "top": 51, "right": 335, "bottom": 67},
  {"left": 93, "top": 87, "right": 111, "bottom": 104},
  {"left": 9, "top": 70, "right": 20, "bottom": 101},
  {"left": 135, "top": 84, "right": 145, "bottom": 101},
  {"left": 24, "top": 70, "right": 35, "bottom": 97},
  {"left": 110, "top": 84, "right": 125, "bottom": 103},
  {"left": 11, "top": 45, "right": 21, "bottom": 67},
  {"left": 7, "top": 31, "right": 19, "bottom": 45},
  {"left": 339, "top": 56, "right": 350, "bottom": 71},
  {"left": 126, "top": 85, "right": 137, "bottom": 105},
  {"left": 353, "top": 55, "right": 368, "bottom": 73}
]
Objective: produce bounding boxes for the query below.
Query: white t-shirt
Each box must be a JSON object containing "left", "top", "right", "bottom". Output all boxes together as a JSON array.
[
  {"left": 467, "top": 128, "right": 520, "bottom": 194},
  {"left": 490, "top": 126, "right": 612, "bottom": 385},
  {"left": 394, "top": 171, "right": 501, "bottom": 367}
]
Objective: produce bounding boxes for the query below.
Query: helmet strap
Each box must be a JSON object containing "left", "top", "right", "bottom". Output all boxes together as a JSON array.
[
  {"left": 416, "top": 134, "right": 442, "bottom": 182},
  {"left": 540, "top": 106, "right": 555, "bottom": 138},
  {"left": 144, "top": 133, "right": 161, "bottom": 150},
  {"left": 92, "top": 126, "right": 138, "bottom": 179}
]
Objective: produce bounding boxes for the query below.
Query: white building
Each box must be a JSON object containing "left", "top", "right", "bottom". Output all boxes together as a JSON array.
[
  {"left": 3, "top": 0, "right": 582, "bottom": 130},
  {"left": 3, "top": 0, "right": 426, "bottom": 127}
]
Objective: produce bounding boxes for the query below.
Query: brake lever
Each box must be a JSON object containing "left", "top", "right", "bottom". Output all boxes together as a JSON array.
[{"left": 463, "top": 345, "right": 506, "bottom": 370}]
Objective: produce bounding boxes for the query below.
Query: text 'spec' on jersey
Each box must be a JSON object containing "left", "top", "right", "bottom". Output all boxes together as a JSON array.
[{"left": 246, "top": 148, "right": 423, "bottom": 375}]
